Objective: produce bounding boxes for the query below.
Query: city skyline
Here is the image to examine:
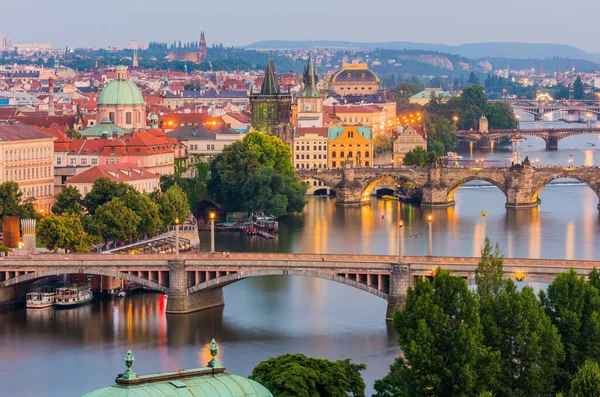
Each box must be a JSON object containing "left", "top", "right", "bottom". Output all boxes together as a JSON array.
[{"left": 2, "top": 0, "right": 600, "bottom": 53}]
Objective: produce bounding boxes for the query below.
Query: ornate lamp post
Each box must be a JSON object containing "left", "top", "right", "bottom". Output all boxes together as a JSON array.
[
  {"left": 398, "top": 220, "right": 404, "bottom": 264},
  {"left": 174, "top": 217, "right": 180, "bottom": 259},
  {"left": 209, "top": 212, "right": 216, "bottom": 253},
  {"left": 427, "top": 214, "right": 433, "bottom": 256}
]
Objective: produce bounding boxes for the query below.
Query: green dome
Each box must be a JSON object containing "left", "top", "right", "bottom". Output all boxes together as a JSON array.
[{"left": 98, "top": 68, "right": 145, "bottom": 107}]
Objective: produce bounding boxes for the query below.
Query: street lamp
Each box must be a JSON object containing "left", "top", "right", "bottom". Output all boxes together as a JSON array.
[
  {"left": 568, "top": 158, "right": 573, "bottom": 169},
  {"left": 397, "top": 220, "right": 404, "bottom": 264},
  {"left": 209, "top": 212, "right": 216, "bottom": 253},
  {"left": 174, "top": 217, "right": 180, "bottom": 259},
  {"left": 427, "top": 214, "right": 433, "bottom": 256},
  {"left": 535, "top": 158, "right": 540, "bottom": 167},
  {"left": 452, "top": 116, "right": 459, "bottom": 123}
]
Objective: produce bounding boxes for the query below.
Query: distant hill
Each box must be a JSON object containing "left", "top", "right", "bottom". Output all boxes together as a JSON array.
[{"left": 245, "top": 40, "right": 600, "bottom": 62}]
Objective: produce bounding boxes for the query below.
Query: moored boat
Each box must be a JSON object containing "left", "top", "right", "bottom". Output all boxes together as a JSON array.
[
  {"left": 26, "top": 285, "right": 60, "bottom": 309},
  {"left": 55, "top": 284, "right": 93, "bottom": 308}
]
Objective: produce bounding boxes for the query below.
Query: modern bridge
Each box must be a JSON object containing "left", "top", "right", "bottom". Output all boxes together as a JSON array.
[
  {"left": 455, "top": 127, "right": 600, "bottom": 150},
  {"left": 297, "top": 166, "right": 600, "bottom": 207},
  {"left": 1, "top": 253, "right": 598, "bottom": 320}
]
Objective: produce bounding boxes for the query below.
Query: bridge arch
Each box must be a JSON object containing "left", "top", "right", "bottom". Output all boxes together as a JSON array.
[
  {"left": 447, "top": 177, "right": 508, "bottom": 202},
  {"left": 0, "top": 267, "right": 168, "bottom": 293},
  {"left": 532, "top": 174, "right": 600, "bottom": 203},
  {"left": 360, "top": 174, "right": 422, "bottom": 201},
  {"left": 187, "top": 269, "right": 389, "bottom": 300}
]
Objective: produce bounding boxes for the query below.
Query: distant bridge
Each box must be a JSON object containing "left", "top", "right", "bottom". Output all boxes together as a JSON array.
[
  {"left": 1, "top": 253, "right": 598, "bottom": 320},
  {"left": 297, "top": 166, "right": 600, "bottom": 207},
  {"left": 455, "top": 128, "right": 600, "bottom": 150}
]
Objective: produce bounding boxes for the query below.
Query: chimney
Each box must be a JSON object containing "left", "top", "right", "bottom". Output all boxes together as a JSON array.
[{"left": 48, "top": 77, "right": 55, "bottom": 116}]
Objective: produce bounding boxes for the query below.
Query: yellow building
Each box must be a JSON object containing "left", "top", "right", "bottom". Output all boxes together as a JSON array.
[
  {"left": 324, "top": 102, "right": 396, "bottom": 135},
  {"left": 327, "top": 126, "right": 373, "bottom": 169},
  {"left": 393, "top": 125, "right": 427, "bottom": 164},
  {"left": 330, "top": 63, "right": 380, "bottom": 96},
  {"left": 0, "top": 121, "right": 55, "bottom": 213}
]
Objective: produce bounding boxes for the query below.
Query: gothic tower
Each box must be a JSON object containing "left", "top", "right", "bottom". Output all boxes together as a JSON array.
[
  {"left": 250, "top": 57, "right": 292, "bottom": 143},
  {"left": 198, "top": 32, "right": 207, "bottom": 61},
  {"left": 297, "top": 50, "right": 323, "bottom": 128}
]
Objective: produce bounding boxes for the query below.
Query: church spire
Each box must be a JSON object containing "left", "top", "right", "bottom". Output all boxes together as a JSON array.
[
  {"left": 260, "top": 58, "right": 281, "bottom": 96},
  {"left": 300, "top": 50, "right": 321, "bottom": 98}
]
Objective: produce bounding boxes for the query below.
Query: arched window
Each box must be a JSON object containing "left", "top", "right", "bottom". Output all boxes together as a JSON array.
[
  {"left": 340, "top": 151, "right": 345, "bottom": 158},
  {"left": 365, "top": 151, "right": 370, "bottom": 158},
  {"left": 332, "top": 152, "right": 336, "bottom": 158},
  {"left": 332, "top": 161, "right": 337, "bottom": 168},
  {"left": 126, "top": 112, "right": 133, "bottom": 125},
  {"left": 296, "top": 164, "right": 299, "bottom": 169},
  {"left": 348, "top": 151, "right": 353, "bottom": 158}
]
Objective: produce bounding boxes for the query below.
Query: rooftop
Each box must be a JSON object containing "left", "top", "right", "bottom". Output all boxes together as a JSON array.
[
  {"left": 65, "top": 164, "right": 159, "bottom": 185},
  {"left": 0, "top": 120, "right": 55, "bottom": 141}
]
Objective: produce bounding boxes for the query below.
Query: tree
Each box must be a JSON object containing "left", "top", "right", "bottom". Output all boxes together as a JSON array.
[
  {"left": 475, "top": 236, "right": 504, "bottom": 298},
  {"left": 241, "top": 168, "right": 306, "bottom": 218},
  {"left": 570, "top": 360, "right": 600, "bottom": 397},
  {"left": 573, "top": 76, "right": 585, "bottom": 100},
  {"left": 52, "top": 185, "right": 83, "bottom": 215},
  {"left": 424, "top": 113, "right": 457, "bottom": 155},
  {"left": 540, "top": 269, "right": 600, "bottom": 389},
  {"left": 249, "top": 353, "right": 367, "bottom": 397},
  {"left": 0, "top": 181, "right": 38, "bottom": 227},
  {"left": 468, "top": 72, "right": 480, "bottom": 85},
  {"left": 92, "top": 198, "right": 140, "bottom": 242},
  {"left": 122, "top": 191, "right": 163, "bottom": 237},
  {"left": 156, "top": 184, "right": 190, "bottom": 226},
  {"left": 374, "top": 134, "right": 392, "bottom": 154},
  {"left": 37, "top": 213, "right": 96, "bottom": 252},
  {"left": 82, "top": 178, "right": 132, "bottom": 215},
  {"left": 374, "top": 269, "right": 498, "bottom": 397},
  {"left": 402, "top": 146, "right": 435, "bottom": 166},
  {"left": 485, "top": 102, "right": 518, "bottom": 130},
  {"left": 242, "top": 131, "right": 295, "bottom": 177},
  {"left": 37, "top": 214, "right": 67, "bottom": 252}
]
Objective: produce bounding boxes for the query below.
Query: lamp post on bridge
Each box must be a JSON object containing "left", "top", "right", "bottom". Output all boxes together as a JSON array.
[
  {"left": 174, "top": 217, "right": 180, "bottom": 260},
  {"left": 427, "top": 214, "right": 433, "bottom": 256},
  {"left": 209, "top": 212, "right": 216, "bottom": 253},
  {"left": 397, "top": 220, "right": 404, "bottom": 264}
]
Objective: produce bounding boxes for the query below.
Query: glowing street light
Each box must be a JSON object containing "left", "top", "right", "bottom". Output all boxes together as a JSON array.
[
  {"left": 209, "top": 212, "right": 216, "bottom": 253},
  {"left": 397, "top": 220, "right": 404, "bottom": 264},
  {"left": 174, "top": 217, "right": 180, "bottom": 259},
  {"left": 427, "top": 214, "right": 433, "bottom": 256},
  {"left": 452, "top": 116, "right": 459, "bottom": 123}
]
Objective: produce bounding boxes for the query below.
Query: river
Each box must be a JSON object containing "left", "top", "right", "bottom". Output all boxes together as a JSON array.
[{"left": 1, "top": 122, "right": 599, "bottom": 396}]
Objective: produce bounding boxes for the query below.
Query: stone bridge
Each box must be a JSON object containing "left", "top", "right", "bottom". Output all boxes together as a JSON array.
[
  {"left": 1, "top": 253, "right": 599, "bottom": 320},
  {"left": 455, "top": 128, "right": 600, "bottom": 150},
  {"left": 297, "top": 166, "right": 600, "bottom": 208}
]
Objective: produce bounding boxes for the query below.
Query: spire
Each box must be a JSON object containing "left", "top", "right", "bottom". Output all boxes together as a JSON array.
[
  {"left": 132, "top": 48, "right": 139, "bottom": 68},
  {"left": 119, "top": 349, "right": 138, "bottom": 380},
  {"left": 260, "top": 59, "right": 281, "bottom": 96},
  {"left": 300, "top": 50, "right": 321, "bottom": 98},
  {"left": 207, "top": 339, "right": 223, "bottom": 368}
]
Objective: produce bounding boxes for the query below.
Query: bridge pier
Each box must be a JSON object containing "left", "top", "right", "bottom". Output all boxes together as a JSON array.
[
  {"left": 166, "top": 260, "right": 224, "bottom": 314},
  {"left": 478, "top": 138, "right": 493, "bottom": 151},
  {"left": 505, "top": 167, "right": 540, "bottom": 208},
  {"left": 421, "top": 168, "right": 454, "bottom": 207},
  {"left": 334, "top": 167, "right": 368, "bottom": 206},
  {"left": 386, "top": 263, "right": 412, "bottom": 321},
  {"left": 546, "top": 136, "right": 558, "bottom": 151}
]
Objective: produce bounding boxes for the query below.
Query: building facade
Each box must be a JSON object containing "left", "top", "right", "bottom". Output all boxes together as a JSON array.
[
  {"left": 393, "top": 124, "right": 427, "bottom": 164},
  {"left": 97, "top": 65, "right": 147, "bottom": 130},
  {"left": 330, "top": 63, "right": 380, "bottom": 97},
  {"left": 293, "top": 127, "right": 328, "bottom": 170},
  {"left": 327, "top": 126, "right": 373, "bottom": 169},
  {"left": 0, "top": 121, "right": 55, "bottom": 213},
  {"left": 296, "top": 51, "right": 324, "bottom": 128},
  {"left": 65, "top": 164, "right": 160, "bottom": 196}
]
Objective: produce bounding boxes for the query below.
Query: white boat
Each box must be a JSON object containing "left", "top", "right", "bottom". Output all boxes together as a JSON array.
[
  {"left": 447, "top": 152, "right": 463, "bottom": 160},
  {"left": 26, "top": 285, "right": 60, "bottom": 309},
  {"left": 55, "top": 284, "right": 93, "bottom": 308}
]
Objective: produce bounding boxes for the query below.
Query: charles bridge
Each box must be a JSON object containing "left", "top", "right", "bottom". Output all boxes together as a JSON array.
[
  {"left": 297, "top": 166, "right": 600, "bottom": 208},
  {"left": 1, "top": 253, "right": 599, "bottom": 320},
  {"left": 455, "top": 127, "right": 600, "bottom": 150}
]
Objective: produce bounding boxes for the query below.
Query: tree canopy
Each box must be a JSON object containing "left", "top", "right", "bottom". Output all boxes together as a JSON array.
[
  {"left": 82, "top": 178, "right": 133, "bottom": 215},
  {"left": 250, "top": 353, "right": 367, "bottom": 397},
  {"left": 402, "top": 146, "right": 435, "bottom": 166},
  {"left": 52, "top": 185, "right": 83, "bottom": 215},
  {"left": 91, "top": 197, "right": 141, "bottom": 242},
  {"left": 156, "top": 184, "right": 190, "bottom": 226},
  {"left": 241, "top": 167, "right": 306, "bottom": 217},
  {"left": 0, "top": 181, "right": 38, "bottom": 227},
  {"left": 37, "top": 213, "right": 97, "bottom": 253}
]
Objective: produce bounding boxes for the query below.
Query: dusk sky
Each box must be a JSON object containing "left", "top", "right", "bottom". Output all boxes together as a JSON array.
[{"left": 3, "top": 0, "right": 599, "bottom": 52}]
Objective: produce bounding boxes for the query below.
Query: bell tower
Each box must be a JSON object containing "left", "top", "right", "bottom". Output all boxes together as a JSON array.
[{"left": 297, "top": 50, "right": 323, "bottom": 128}]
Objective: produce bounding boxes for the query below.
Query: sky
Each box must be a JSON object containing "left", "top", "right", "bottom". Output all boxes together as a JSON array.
[{"left": 3, "top": 0, "right": 600, "bottom": 52}]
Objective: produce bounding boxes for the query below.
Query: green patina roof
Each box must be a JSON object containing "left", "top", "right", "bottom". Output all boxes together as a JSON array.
[
  {"left": 328, "top": 126, "right": 373, "bottom": 140},
  {"left": 409, "top": 90, "right": 452, "bottom": 99},
  {"left": 81, "top": 118, "right": 130, "bottom": 137},
  {"left": 299, "top": 51, "right": 321, "bottom": 98},
  {"left": 98, "top": 74, "right": 145, "bottom": 107},
  {"left": 260, "top": 60, "right": 281, "bottom": 97}
]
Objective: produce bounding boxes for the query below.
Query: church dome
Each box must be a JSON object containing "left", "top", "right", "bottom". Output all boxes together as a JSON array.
[
  {"left": 98, "top": 65, "right": 145, "bottom": 107},
  {"left": 331, "top": 64, "right": 379, "bottom": 84}
]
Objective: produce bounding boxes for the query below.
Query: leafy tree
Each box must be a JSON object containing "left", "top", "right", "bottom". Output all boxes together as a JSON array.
[
  {"left": 402, "top": 146, "right": 435, "bottom": 166},
  {"left": 573, "top": 76, "right": 585, "bottom": 100},
  {"left": 156, "top": 184, "right": 190, "bottom": 226},
  {"left": 65, "top": 128, "right": 82, "bottom": 139},
  {"left": 52, "top": 185, "right": 83, "bottom": 215},
  {"left": 0, "top": 181, "right": 38, "bottom": 227},
  {"left": 569, "top": 360, "right": 600, "bottom": 397},
  {"left": 468, "top": 71, "right": 480, "bottom": 85},
  {"left": 374, "top": 134, "right": 392, "bottom": 154},
  {"left": 475, "top": 236, "right": 504, "bottom": 298},
  {"left": 37, "top": 213, "right": 96, "bottom": 252},
  {"left": 241, "top": 168, "right": 306, "bottom": 218},
  {"left": 82, "top": 178, "right": 132, "bottom": 215},
  {"left": 92, "top": 198, "right": 140, "bottom": 242},
  {"left": 374, "top": 269, "right": 499, "bottom": 397},
  {"left": 122, "top": 191, "right": 163, "bottom": 237},
  {"left": 485, "top": 102, "right": 518, "bottom": 130},
  {"left": 242, "top": 131, "right": 295, "bottom": 177},
  {"left": 249, "top": 353, "right": 367, "bottom": 397},
  {"left": 424, "top": 113, "right": 457, "bottom": 155},
  {"left": 540, "top": 269, "right": 600, "bottom": 389},
  {"left": 37, "top": 214, "right": 66, "bottom": 252}
]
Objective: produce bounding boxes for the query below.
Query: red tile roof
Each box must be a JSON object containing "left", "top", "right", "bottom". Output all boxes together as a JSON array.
[
  {"left": 294, "top": 127, "right": 329, "bottom": 138},
  {"left": 0, "top": 122, "right": 55, "bottom": 141},
  {"left": 65, "top": 164, "right": 159, "bottom": 184}
]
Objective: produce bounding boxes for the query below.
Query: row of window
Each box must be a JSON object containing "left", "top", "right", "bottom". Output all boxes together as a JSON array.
[
  {"left": 189, "top": 144, "right": 219, "bottom": 151},
  {"left": 21, "top": 184, "right": 53, "bottom": 198},
  {"left": 342, "top": 117, "right": 370, "bottom": 123},
  {"left": 296, "top": 146, "right": 326, "bottom": 151},
  {"left": 338, "top": 87, "right": 375, "bottom": 91},
  {"left": 296, "top": 163, "right": 327, "bottom": 169},
  {"left": 330, "top": 143, "right": 369, "bottom": 148},
  {"left": 5, "top": 166, "right": 51, "bottom": 181},
  {"left": 296, "top": 154, "right": 327, "bottom": 160},
  {"left": 330, "top": 161, "right": 370, "bottom": 168},
  {"left": 331, "top": 151, "right": 369, "bottom": 159},
  {"left": 5, "top": 146, "right": 52, "bottom": 161}
]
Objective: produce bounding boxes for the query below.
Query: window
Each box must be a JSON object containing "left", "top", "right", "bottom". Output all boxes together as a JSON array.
[
  {"left": 332, "top": 152, "right": 336, "bottom": 158},
  {"left": 332, "top": 161, "right": 337, "bottom": 168},
  {"left": 126, "top": 112, "right": 132, "bottom": 125},
  {"left": 348, "top": 151, "right": 353, "bottom": 158},
  {"left": 313, "top": 154, "right": 317, "bottom": 159},
  {"left": 91, "top": 158, "right": 98, "bottom": 165},
  {"left": 81, "top": 158, "right": 88, "bottom": 165},
  {"left": 296, "top": 163, "right": 299, "bottom": 169},
  {"left": 313, "top": 146, "right": 316, "bottom": 150},
  {"left": 365, "top": 151, "right": 370, "bottom": 157},
  {"left": 206, "top": 144, "right": 215, "bottom": 150},
  {"left": 70, "top": 158, "right": 76, "bottom": 166},
  {"left": 296, "top": 154, "right": 299, "bottom": 159},
  {"left": 365, "top": 161, "right": 370, "bottom": 167},
  {"left": 57, "top": 157, "right": 62, "bottom": 166},
  {"left": 348, "top": 131, "right": 354, "bottom": 138},
  {"left": 340, "top": 151, "right": 345, "bottom": 158},
  {"left": 109, "top": 112, "right": 115, "bottom": 123}
]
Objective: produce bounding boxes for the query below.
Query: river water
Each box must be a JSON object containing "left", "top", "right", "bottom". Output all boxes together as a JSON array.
[{"left": 1, "top": 122, "right": 599, "bottom": 396}]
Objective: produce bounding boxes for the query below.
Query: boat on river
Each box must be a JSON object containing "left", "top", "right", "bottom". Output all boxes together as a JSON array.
[
  {"left": 26, "top": 285, "right": 62, "bottom": 309},
  {"left": 55, "top": 284, "right": 93, "bottom": 308}
]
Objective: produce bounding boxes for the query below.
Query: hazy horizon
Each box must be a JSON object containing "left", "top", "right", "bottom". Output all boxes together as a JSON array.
[{"left": 2, "top": 0, "right": 599, "bottom": 52}]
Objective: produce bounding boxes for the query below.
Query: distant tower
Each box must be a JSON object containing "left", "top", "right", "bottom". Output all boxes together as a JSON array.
[
  {"left": 297, "top": 50, "right": 323, "bottom": 128},
  {"left": 479, "top": 115, "right": 489, "bottom": 133},
  {"left": 132, "top": 48, "right": 139, "bottom": 68},
  {"left": 540, "top": 61, "right": 544, "bottom": 77},
  {"left": 198, "top": 32, "right": 207, "bottom": 61},
  {"left": 48, "top": 77, "right": 55, "bottom": 116}
]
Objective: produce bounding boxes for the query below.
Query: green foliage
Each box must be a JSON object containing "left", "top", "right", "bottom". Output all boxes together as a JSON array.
[
  {"left": 573, "top": 76, "right": 585, "bottom": 100},
  {"left": 52, "top": 185, "right": 83, "bottom": 215},
  {"left": 208, "top": 132, "right": 296, "bottom": 212},
  {"left": 402, "top": 146, "right": 435, "bottom": 166},
  {"left": 241, "top": 168, "right": 306, "bottom": 218},
  {"left": 540, "top": 269, "right": 600, "bottom": 389},
  {"left": 65, "top": 128, "right": 82, "bottom": 139},
  {"left": 485, "top": 102, "right": 518, "bottom": 130},
  {"left": 37, "top": 213, "right": 96, "bottom": 253},
  {"left": 0, "top": 181, "right": 38, "bottom": 227},
  {"left": 249, "top": 353, "right": 367, "bottom": 397},
  {"left": 122, "top": 191, "right": 163, "bottom": 237},
  {"left": 468, "top": 72, "right": 481, "bottom": 85},
  {"left": 92, "top": 198, "right": 141, "bottom": 242},
  {"left": 374, "top": 134, "right": 392, "bottom": 154},
  {"left": 424, "top": 113, "right": 457, "bottom": 155},
  {"left": 82, "top": 178, "right": 132, "bottom": 215},
  {"left": 475, "top": 237, "right": 504, "bottom": 298},
  {"left": 569, "top": 360, "right": 600, "bottom": 397},
  {"left": 374, "top": 269, "right": 498, "bottom": 397},
  {"left": 156, "top": 184, "right": 190, "bottom": 226},
  {"left": 161, "top": 157, "right": 212, "bottom": 214}
]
